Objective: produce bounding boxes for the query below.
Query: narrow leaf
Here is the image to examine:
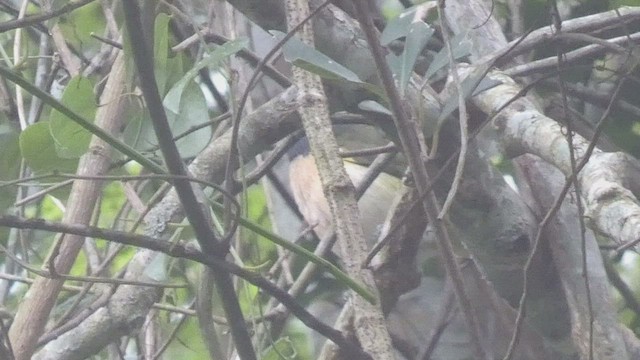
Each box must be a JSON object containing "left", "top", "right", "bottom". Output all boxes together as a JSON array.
[
  {"left": 394, "top": 22, "right": 434, "bottom": 93},
  {"left": 275, "top": 31, "right": 362, "bottom": 83},
  {"left": 358, "top": 100, "right": 393, "bottom": 116},
  {"left": 273, "top": 31, "right": 387, "bottom": 100},
  {"left": 380, "top": 6, "right": 419, "bottom": 45},
  {"left": 425, "top": 32, "right": 472, "bottom": 81},
  {"left": 154, "top": 13, "right": 171, "bottom": 96}
]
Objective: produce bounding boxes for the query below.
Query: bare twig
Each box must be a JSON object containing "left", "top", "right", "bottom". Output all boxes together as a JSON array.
[
  {"left": 8, "top": 52, "right": 128, "bottom": 360},
  {"left": 351, "top": 0, "right": 487, "bottom": 357},
  {"left": 436, "top": 1, "right": 469, "bottom": 218},
  {"left": 122, "top": 2, "right": 256, "bottom": 358},
  {"left": 0, "top": 214, "right": 368, "bottom": 357},
  {"left": 0, "top": 0, "right": 95, "bottom": 32}
]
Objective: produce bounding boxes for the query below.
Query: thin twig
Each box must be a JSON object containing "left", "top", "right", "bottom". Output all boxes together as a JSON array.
[
  {"left": 0, "top": 214, "right": 369, "bottom": 357},
  {"left": 436, "top": 1, "right": 469, "bottom": 219},
  {"left": 339, "top": 143, "right": 398, "bottom": 158},
  {"left": 351, "top": 1, "right": 487, "bottom": 357},
  {"left": 0, "top": 242, "right": 186, "bottom": 288},
  {"left": 121, "top": 2, "right": 255, "bottom": 358},
  {"left": 502, "top": 57, "right": 627, "bottom": 360},
  {"left": 222, "top": 0, "right": 332, "bottom": 250},
  {"left": 0, "top": 0, "right": 95, "bottom": 32},
  {"left": 548, "top": 4, "right": 594, "bottom": 358}
]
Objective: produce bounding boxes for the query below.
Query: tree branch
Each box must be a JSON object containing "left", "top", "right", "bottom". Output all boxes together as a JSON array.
[
  {"left": 121, "top": 2, "right": 255, "bottom": 358},
  {"left": 350, "top": 0, "right": 487, "bottom": 357},
  {"left": 8, "top": 52, "right": 127, "bottom": 360},
  {"left": 283, "top": 0, "right": 391, "bottom": 357},
  {"left": 0, "top": 214, "right": 369, "bottom": 358}
]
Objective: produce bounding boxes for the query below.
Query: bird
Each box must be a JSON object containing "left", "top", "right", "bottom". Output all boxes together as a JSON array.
[{"left": 287, "top": 136, "right": 404, "bottom": 248}]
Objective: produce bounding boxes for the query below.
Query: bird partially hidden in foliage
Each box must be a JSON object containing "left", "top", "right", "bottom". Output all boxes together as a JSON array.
[{"left": 287, "top": 137, "right": 404, "bottom": 251}]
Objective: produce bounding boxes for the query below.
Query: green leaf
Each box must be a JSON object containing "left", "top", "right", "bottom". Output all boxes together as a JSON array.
[
  {"left": 380, "top": 6, "right": 420, "bottom": 45},
  {"left": 238, "top": 282, "right": 260, "bottom": 314},
  {"left": 243, "top": 185, "right": 276, "bottom": 266},
  {"left": 273, "top": 31, "right": 387, "bottom": 100},
  {"left": 167, "top": 82, "right": 212, "bottom": 158},
  {"left": 40, "top": 195, "right": 64, "bottom": 221},
  {"left": 276, "top": 31, "right": 362, "bottom": 83},
  {"left": 387, "top": 21, "right": 433, "bottom": 94},
  {"left": 610, "top": 0, "right": 640, "bottom": 8},
  {"left": 19, "top": 122, "right": 77, "bottom": 174},
  {"left": 100, "top": 181, "right": 126, "bottom": 226},
  {"left": 57, "top": 1, "right": 105, "bottom": 56},
  {"left": 163, "top": 39, "right": 247, "bottom": 115},
  {"left": 110, "top": 246, "right": 136, "bottom": 273},
  {"left": 126, "top": 82, "right": 212, "bottom": 159},
  {"left": 122, "top": 93, "right": 155, "bottom": 152},
  {"left": 165, "top": 50, "right": 186, "bottom": 95},
  {"left": 49, "top": 76, "right": 98, "bottom": 158},
  {"left": 0, "top": 66, "right": 166, "bottom": 174},
  {"left": 122, "top": 108, "right": 158, "bottom": 157},
  {"left": 425, "top": 32, "right": 472, "bottom": 81},
  {"left": 358, "top": 100, "right": 393, "bottom": 116},
  {"left": 154, "top": 13, "right": 171, "bottom": 96},
  {"left": 0, "top": 124, "right": 20, "bottom": 212},
  {"left": 164, "top": 317, "right": 209, "bottom": 359}
]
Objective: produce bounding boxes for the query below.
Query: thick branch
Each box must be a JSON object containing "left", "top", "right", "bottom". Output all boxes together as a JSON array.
[
  {"left": 284, "top": 0, "right": 391, "bottom": 358},
  {"left": 29, "top": 86, "right": 301, "bottom": 359},
  {"left": 464, "top": 64, "right": 640, "bottom": 248},
  {"left": 9, "top": 53, "right": 126, "bottom": 360},
  {"left": 519, "top": 155, "right": 631, "bottom": 359},
  {"left": 351, "top": 0, "right": 487, "bottom": 357}
]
